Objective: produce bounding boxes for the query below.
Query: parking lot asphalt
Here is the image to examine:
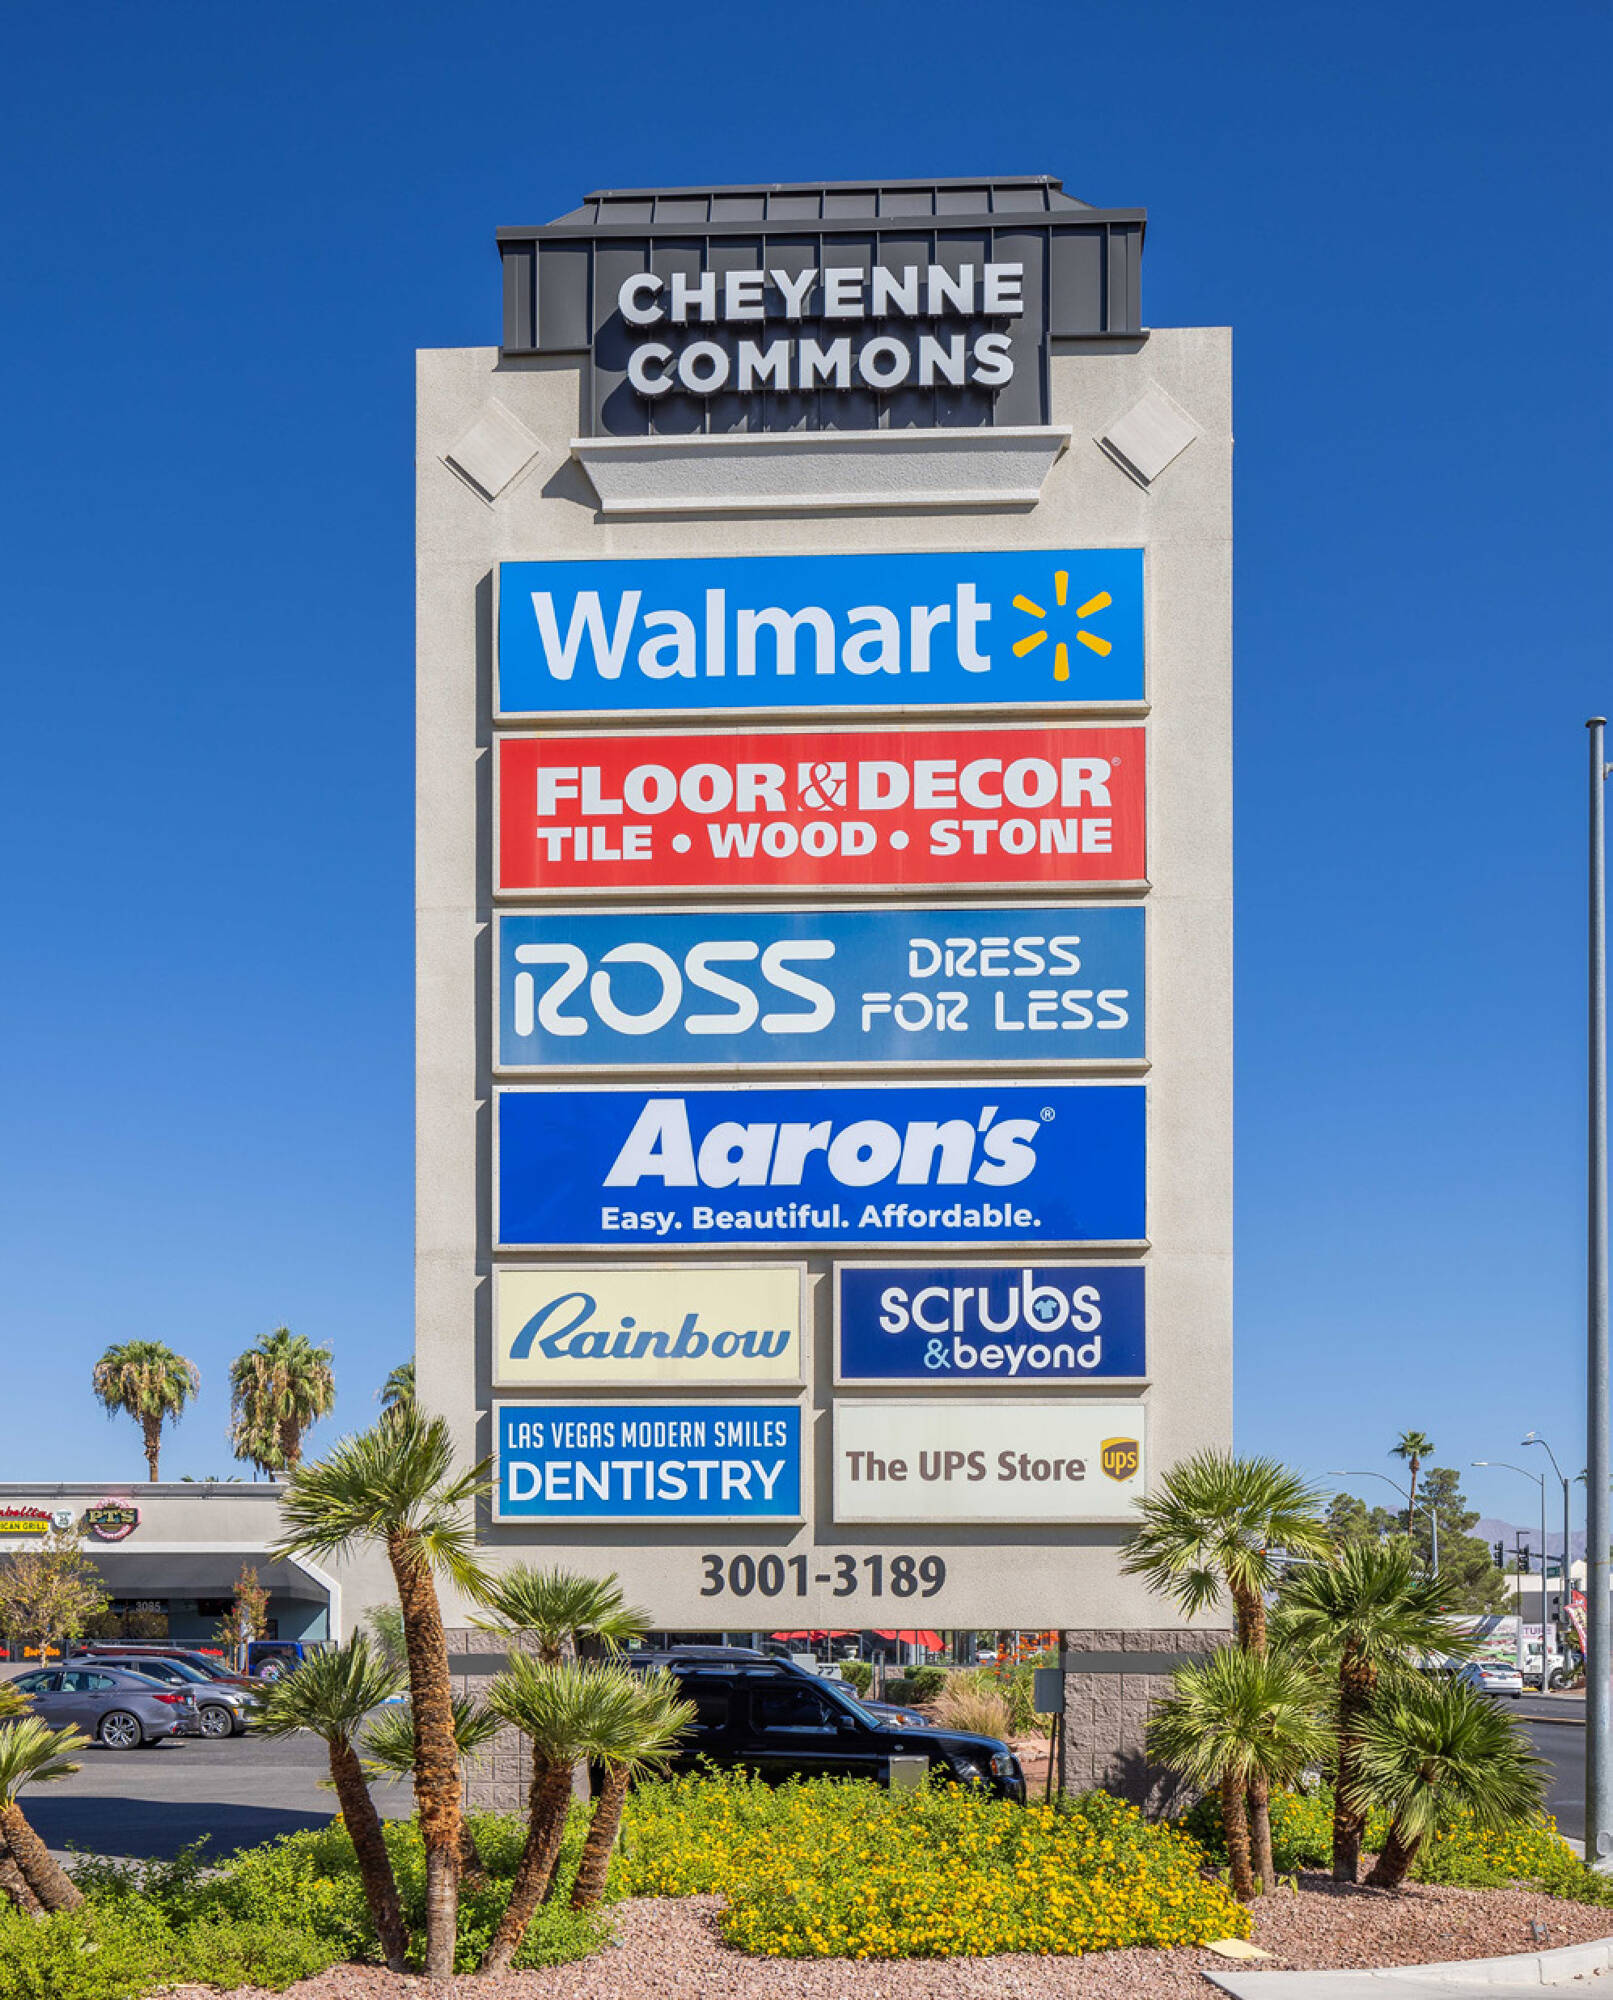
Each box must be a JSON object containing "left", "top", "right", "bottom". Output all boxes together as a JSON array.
[
  {"left": 25, "top": 1730, "right": 412, "bottom": 1863},
  {"left": 16, "top": 1698, "right": 1596, "bottom": 1865}
]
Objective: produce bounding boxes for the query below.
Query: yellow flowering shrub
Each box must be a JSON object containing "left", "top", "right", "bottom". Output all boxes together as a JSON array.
[
  {"left": 617, "top": 1773, "right": 1249, "bottom": 1958},
  {"left": 1414, "top": 1803, "right": 1613, "bottom": 1904}
]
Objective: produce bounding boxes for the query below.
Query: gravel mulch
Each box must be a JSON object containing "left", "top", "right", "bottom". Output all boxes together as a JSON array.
[{"left": 160, "top": 1876, "right": 1613, "bottom": 1999}]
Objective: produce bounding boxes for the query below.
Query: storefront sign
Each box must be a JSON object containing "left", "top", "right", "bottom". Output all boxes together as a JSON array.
[
  {"left": 497, "top": 178, "right": 1145, "bottom": 436},
  {"left": 82, "top": 1500, "right": 140, "bottom": 1542},
  {"left": 836, "top": 1264, "right": 1145, "bottom": 1384},
  {"left": 0, "top": 1509, "right": 51, "bottom": 1537},
  {"left": 493, "top": 1266, "right": 804, "bottom": 1389},
  {"left": 495, "top": 1403, "right": 803, "bottom": 1522},
  {"left": 833, "top": 1400, "right": 1146, "bottom": 1522},
  {"left": 496, "top": 1081, "right": 1145, "bottom": 1250},
  {"left": 496, "top": 723, "right": 1144, "bottom": 896},
  {"left": 496, "top": 550, "right": 1143, "bottom": 716},
  {"left": 496, "top": 905, "right": 1144, "bottom": 1071}
]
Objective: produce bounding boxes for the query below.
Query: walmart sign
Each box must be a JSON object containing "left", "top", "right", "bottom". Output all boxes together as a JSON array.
[{"left": 495, "top": 548, "right": 1144, "bottom": 715}]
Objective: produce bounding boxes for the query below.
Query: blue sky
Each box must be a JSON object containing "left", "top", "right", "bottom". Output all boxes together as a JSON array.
[{"left": 1, "top": 0, "right": 1608, "bottom": 1529}]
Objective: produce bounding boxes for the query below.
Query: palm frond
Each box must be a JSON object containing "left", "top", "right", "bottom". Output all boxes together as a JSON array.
[
  {"left": 361, "top": 1694, "right": 501, "bottom": 1783},
  {"left": 1121, "top": 1450, "right": 1332, "bottom": 1618},
  {"left": 254, "top": 1633, "right": 405, "bottom": 1747},
  {"left": 1278, "top": 1539, "right": 1463, "bottom": 1669},
  {"left": 1350, "top": 1673, "right": 1546, "bottom": 1843},
  {"left": 0, "top": 1717, "right": 89, "bottom": 1803},
  {"left": 272, "top": 1410, "right": 492, "bottom": 1567},
  {"left": 1147, "top": 1646, "right": 1332, "bottom": 1791},
  {"left": 470, "top": 1565, "right": 651, "bottom": 1656},
  {"left": 90, "top": 1342, "right": 200, "bottom": 1420}
]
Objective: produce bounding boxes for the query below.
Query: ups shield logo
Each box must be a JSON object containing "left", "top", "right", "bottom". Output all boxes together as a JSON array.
[{"left": 1101, "top": 1437, "right": 1140, "bottom": 1483}]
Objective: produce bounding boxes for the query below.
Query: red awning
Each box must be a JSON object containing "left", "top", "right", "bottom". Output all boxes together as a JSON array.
[
  {"left": 768, "top": 1630, "right": 858, "bottom": 1641},
  {"left": 871, "top": 1629, "right": 945, "bottom": 1650}
]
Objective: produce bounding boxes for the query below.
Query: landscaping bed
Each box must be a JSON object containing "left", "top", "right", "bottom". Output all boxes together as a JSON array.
[
  {"left": 156, "top": 1879, "right": 1613, "bottom": 2000},
  {"left": 16, "top": 1776, "right": 1613, "bottom": 1999}
]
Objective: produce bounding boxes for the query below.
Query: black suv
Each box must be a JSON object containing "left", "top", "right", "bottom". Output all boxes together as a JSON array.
[{"left": 626, "top": 1646, "right": 1025, "bottom": 1802}]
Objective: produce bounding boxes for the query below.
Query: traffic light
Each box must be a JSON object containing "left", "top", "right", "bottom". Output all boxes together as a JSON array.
[
  {"left": 1516, "top": 1547, "right": 1532, "bottom": 1574},
  {"left": 1494, "top": 1541, "right": 1506, "bottom": 1569}
]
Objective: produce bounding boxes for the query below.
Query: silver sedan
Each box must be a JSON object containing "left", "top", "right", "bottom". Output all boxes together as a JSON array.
[{"left": 9, "top": 1665, "right": 198, "bottom": 1747}]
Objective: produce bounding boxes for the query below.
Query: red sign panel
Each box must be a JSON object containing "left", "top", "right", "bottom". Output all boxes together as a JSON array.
[{"left": 496, "top": 724, "right": 1144, "bottom": 895}]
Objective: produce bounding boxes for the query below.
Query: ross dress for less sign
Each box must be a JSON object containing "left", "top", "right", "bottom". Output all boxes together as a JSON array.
[{"left": 495, "top": 723, "right": 1144, "bottom": 896}]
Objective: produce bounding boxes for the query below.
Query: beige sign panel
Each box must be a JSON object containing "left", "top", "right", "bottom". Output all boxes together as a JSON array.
[
  {"left": 833, "top": 1399, "right": 1145, "bottom": 1524},
  {"left": 492, "top": 1264, "right": 805, "bottom": 1390}
]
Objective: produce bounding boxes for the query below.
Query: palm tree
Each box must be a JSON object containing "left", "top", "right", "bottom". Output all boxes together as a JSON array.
[
  {"left": 1354, "top": 1673, "right": 1546, "bottom": 1889},
  {"left": 569, "top": 1670, "right": 693, "bottom": 1909},
  {"left": 273, "top": 1410, "right": 491, "bottom": 1981},
  {"left": 1121, "top": 1450, "right": 1332, "bottom": 1890},
  {"left": 1147, "top": 1648, "right": 1331, "bottom": 1902},
  {"left": 230, "top": 1326, "right": 336, "bottom": 1474},
  {"left": 471, "top": 1565, "right": 651, "bottom": 1924},
  {"left": 0, "top": 1706, "right": 89, "bottom": 1912},
  {"left": 1392, "top": 1431, "right": 1436, "bottom": 1530},
  {"left": 361, "top": 1691, "right": 501, "bottom": 1883},
  {"left": 479, "top": 1658, "right": 621, "bottom": 1972},
  {"left": 379, "top": 1360, "right": 415, "bottom": 1422},
  {"left": 90, "top": 1341, "right": 200, "bottom": 1482},
  {"left": 255, "top": 1635, "right": 410, "bottom": 1971},
  {"left": 1278, "top": 1537, "right": 1460, "bottom": 1882}
]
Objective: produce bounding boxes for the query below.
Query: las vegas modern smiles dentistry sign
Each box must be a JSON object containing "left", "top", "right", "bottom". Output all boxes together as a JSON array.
[
  {"left": 495, "top": 1081, "right": 1146, "bottom": 1249},
  {"left": 496, "top": 549, "right": 1143, "bottom": 716},
  {"left": 496, "top": 1403, "right": 803, "bottom": 1522}
]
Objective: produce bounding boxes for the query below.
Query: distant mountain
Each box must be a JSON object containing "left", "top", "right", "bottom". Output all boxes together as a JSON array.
[{"left": 1474, "top": 1517, "right": 1584, "bottom": 1562}]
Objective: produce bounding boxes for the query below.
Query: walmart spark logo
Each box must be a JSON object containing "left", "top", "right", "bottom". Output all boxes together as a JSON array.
[{"left": 1011, "top": 571, "right": 1114, "bottom": 682}]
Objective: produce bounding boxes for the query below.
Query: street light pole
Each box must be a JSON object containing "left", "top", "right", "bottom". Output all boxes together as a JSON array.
[
  {"left": 1524, "top": 1433, "right": 1573, "bottom": 1651},
  {"left": 1588, "top": 716, "right": 1611, "bottom": 1860},
  {"left": 1474, "top": 1460, "right": 1549, "bottom": 1689}
]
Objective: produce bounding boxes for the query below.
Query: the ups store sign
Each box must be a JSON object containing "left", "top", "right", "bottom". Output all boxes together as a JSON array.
[{"left": 498, "top": 177, "right": 1144, "bottom": 437}]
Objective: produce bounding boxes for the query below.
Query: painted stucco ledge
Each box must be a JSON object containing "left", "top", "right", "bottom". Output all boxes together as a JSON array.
[
  {"left": 1203, "top": 1928, "right": 1613, "bottom": 1994},
  {"left": 569, "top": 425, "right": 1072, "bottom": 516}
]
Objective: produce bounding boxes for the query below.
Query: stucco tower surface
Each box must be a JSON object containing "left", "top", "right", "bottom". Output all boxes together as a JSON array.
[{"left": 416, "top": 218, "right": 1231, "bottom": 1788}]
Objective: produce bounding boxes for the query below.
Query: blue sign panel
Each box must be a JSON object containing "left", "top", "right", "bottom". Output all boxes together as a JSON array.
[
  {"left": 496, "top": 1082, "right": 1146, "bottom": 1249},
  {"left": 496, "top": 548, "right": 1144, "bottom": 715},
  {"left": 496, "top": 906, "right": 1144, "bottom": 1071},
  {"left": 837, "top": 1264, "right": 1146, "bottom": 1384},
  {"left": 496, "top": 1403, "right": 802, "bottom": 1521}
]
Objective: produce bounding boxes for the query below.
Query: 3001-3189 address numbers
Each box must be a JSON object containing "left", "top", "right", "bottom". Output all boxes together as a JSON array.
[{"left": 700, "top": 1552, "right": 945, "bottom": 1599}]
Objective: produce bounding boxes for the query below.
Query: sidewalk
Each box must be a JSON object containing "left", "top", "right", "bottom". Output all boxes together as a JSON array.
[{"left": 1203, "top": 1933, "right": 1613, "bottom": 1996}]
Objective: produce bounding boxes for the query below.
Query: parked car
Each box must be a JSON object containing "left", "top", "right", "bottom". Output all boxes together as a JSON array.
[
  {"left": 1457, "top": 1661, "right": 1526, "bottom": 1699},
  {"left": 860, "top": 1698, "right": 932, "bottom": 1729},
  {"left": 242, "top": 1640, "right": 313, "bottom": 1680},
  {"left": 10, "top": 1665, "right": 197, "bottom": 1748},
  {"left": 82, "top": 1653, "right": 259, "bottom": 1737},
  {"left": 73, "top": 1642, "right": 269, "bottom": 1692},
  {"left": 626, "top": 1646, "right": 1025, "bottom": 1802}
]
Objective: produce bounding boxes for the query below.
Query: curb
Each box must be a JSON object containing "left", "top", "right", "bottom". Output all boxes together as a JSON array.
[
  {"left": 1396, "top": 1934, "right": 1613, "bottom": 1985},
  {"left": 1202, "top": 1932, "right": 1613, "bottom": 1991}
]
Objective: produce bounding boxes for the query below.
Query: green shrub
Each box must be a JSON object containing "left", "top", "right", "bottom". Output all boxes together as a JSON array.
[
  {"left": 1179, "top": 1786, "right": 1613, "bottom": 1907},
  {"left": 4, "top": 1812, "right": 609, "bottom": 1999},
  {"left": 840, "top": 1661, "right": 873, "bottom": 1697}
]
